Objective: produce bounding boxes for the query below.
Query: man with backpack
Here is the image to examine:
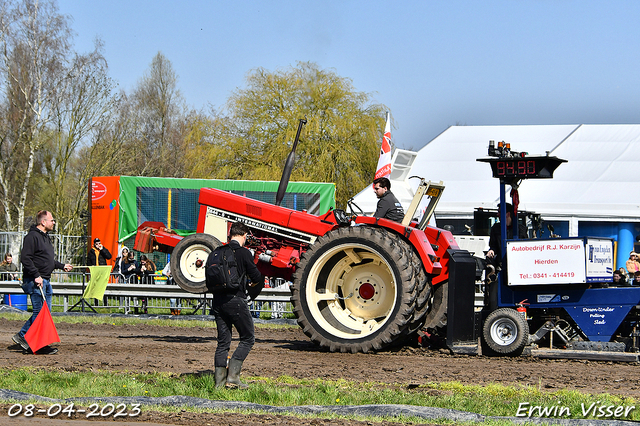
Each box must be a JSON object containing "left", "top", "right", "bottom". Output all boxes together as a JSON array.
[{"left": 209, "top": 222, "right": 264, "bottom": 389}]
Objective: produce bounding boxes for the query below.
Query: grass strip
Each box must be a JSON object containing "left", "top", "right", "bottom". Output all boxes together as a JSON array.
[
  {"left": 0, "top": 368, "right": 637, "bottom": 421},
  {"left": 2, "top": 314, "right": 638, "bottom": 423}
]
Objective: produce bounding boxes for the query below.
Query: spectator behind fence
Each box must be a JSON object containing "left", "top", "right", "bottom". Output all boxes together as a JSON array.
[
  {"left": 122, "top": 251, "right": 140, "bottom": 283},
  {"left": 0, "top": 252, "right": 19, "bottom": 281},
  {"left": 124, "top": 252, "right": 148, "bottom": 314},
  {"left": 612, "top": 269, "right": 628, "bottom": 287},
  {"left": 619, "top": 267, "right": 629, "bottom": 282},
  {"left": 112, "top": 247, "right": 129, "bottom": 282},
  {"left": 87, "top": 238, "right": 112, "bottom": 266},
  {"left": 626, "top": 252, "right": 640, "bottom": 276},
  {"left": 139, "top": 255, "right": 157, "bottom": 284}
]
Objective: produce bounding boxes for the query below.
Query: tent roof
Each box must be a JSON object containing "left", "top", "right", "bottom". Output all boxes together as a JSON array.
[{"left": 353, "top": 124, "right": 640, "bottom": 220}]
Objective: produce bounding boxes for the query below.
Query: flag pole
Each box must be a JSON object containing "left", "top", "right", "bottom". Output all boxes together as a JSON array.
[
  {"left": 38, "top": 285, "right": 57, "bottom": 316},
  {"left": 374, "top": 112, "right": 393, "bottom": 181},
  {"left": 68, "top": 268, "right": 99, "bottom": 313}
]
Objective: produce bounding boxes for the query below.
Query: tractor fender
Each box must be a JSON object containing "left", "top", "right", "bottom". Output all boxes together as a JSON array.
[
  {"left": 423, "top": 226, "right": 459, "bottom": 286},
  {"left": 354, "top": 216, "right": 442, "bottom": 275}
]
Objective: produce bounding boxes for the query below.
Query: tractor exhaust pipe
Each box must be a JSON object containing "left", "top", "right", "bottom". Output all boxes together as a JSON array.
[{"left": 275, "top": 118, "right": 307, "bottom": 206}]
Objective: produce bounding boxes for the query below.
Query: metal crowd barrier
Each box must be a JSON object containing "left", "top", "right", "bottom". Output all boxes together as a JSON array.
[{"left": 0, "top": 271, "right": 293, "bottom": 316}]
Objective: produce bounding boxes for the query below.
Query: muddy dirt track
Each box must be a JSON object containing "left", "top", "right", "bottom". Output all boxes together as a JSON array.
[{"left": 1, "top": 316, "right": 639, "bottom": 425}]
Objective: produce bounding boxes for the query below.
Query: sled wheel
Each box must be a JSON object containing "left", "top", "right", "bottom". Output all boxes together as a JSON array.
[
  {"left": 422, "top": 281, "right": 448, "bottom": 333},
  {"left": 292, "top": 226, "right": 415, "bottom": 353},
  {"left": 171, "top": 233, "right": 221, "bottom": 293},
  {"left": 483, "top": 308, "right": 529, "bottom": 356}
]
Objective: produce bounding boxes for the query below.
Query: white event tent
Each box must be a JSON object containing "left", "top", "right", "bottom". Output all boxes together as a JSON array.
[{"left": 352, "top": 124, "right": 640, "bottom": 267}]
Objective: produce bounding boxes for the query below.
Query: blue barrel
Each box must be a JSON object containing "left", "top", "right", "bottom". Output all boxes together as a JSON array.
[{"left": 4, "top": 294, "right": 27, "bottom": 311}]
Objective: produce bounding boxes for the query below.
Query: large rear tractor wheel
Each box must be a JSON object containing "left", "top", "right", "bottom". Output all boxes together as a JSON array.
[
  {"left": 170, "top": 233, "right": 222, "bottom": 293},
  {"left": 483, "top": 308, "right": 529, "bottom": 356},
  {"left": 291, "top": 226, "right": 416, "bottom": 353}
]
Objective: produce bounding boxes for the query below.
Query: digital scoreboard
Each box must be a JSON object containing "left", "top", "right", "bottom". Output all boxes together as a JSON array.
[{"left": 477, "top": 155, "right": 566, "bottom": 180}]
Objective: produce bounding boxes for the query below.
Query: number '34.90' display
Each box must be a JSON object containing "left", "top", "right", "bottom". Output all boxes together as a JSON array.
[{"left": 478, "top": 156, "right": 566, "bottom": 180}]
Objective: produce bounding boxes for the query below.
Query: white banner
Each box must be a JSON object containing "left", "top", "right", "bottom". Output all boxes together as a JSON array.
[
  {"left": 506, "top": 239, "right": 586, "bottom": 285},
  {"left": 585, "top": 238, "right": 614, "bottom": 282}
]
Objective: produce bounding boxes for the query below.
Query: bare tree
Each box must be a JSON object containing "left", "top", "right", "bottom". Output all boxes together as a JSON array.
[
  {"left": 37, "top": 42, "right": 119, "bottom": 235},
  {"left": 0, "top": 0, "right": 72, "bottom": 230},
  {"left": 131, "top": 51, "right": 186, "bottom": 177}
]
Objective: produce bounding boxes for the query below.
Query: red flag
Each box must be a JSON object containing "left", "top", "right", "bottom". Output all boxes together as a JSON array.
[
  {"left": 511, "top": 187, "right": 519, "bottom": 218},
  {"left": 374, "top": 114, "right": 392, "bottom": 180},
  {"left": 24, "top": 296, "right": 60, "bottom": 353}
]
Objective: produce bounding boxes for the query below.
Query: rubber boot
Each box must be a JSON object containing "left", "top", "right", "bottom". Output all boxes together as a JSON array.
[
  {"left": 214, "top": 367, "right": 228, "bottom": 389},
  {"left": 226, "top": 358, "right": 248, "bottom": 389}
]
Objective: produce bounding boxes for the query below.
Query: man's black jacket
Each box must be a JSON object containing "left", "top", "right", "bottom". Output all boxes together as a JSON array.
[
  {"left": 21, "top": 224, "right": 65, "bottom": 280},
  {"left": 488, "top": 221, "right": 528, "bottom": 260}
]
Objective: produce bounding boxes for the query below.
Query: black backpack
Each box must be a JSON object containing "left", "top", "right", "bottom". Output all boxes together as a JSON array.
[{"left": 205, "top": 245, "right": 245, "bottom": 294}]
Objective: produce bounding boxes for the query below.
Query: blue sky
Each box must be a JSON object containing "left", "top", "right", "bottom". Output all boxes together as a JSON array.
[{"left": 57, "top": 0, "right": 640, "bottom": 150}]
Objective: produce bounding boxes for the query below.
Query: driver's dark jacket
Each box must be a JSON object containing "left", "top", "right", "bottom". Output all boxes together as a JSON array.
[
  {"left": 488, "top": 221, "right": 528, "bottom": 260},
  {"left": 374, "top": 191, "right": 404, "bottom": 223}
]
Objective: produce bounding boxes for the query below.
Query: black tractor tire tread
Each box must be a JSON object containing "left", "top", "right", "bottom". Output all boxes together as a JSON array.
[
  {"left": 423, "top": 281, "right": 448, "bottom": 331},
  {"left": 409, "top": 248, "right": 429, "bottom": 307},
  {"left": 406, "top": 248, "right": 431, "bottom": 333}
]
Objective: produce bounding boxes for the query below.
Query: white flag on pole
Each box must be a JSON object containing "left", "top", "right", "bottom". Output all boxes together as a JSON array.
[{"left": 374, "top": 114, "right": 392, "bottom": 180}]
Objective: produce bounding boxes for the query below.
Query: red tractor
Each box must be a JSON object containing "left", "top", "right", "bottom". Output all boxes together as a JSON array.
[
  {"left": 134, "top": 178, "right": 464, "bottom": 353},
  {"left": 134, "top": 120, "right": 465, "bottom": 353}
]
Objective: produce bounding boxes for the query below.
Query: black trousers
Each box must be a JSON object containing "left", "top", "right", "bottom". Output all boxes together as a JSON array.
[{"left": 213, "top": 295, "right": 255, "bottom": 367}]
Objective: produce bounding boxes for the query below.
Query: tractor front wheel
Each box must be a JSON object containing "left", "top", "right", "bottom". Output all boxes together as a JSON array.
[{"left": 170, "top": 233, "right": 221, "bottom": 293}]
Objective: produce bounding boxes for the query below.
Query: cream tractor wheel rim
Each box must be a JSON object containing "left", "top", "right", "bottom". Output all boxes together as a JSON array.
[
  {"left": 179, "top": 243, "right": 210, "bottom": 283},
  {"left": 305, "top": 243, "right": 397, "bottom": 339}
]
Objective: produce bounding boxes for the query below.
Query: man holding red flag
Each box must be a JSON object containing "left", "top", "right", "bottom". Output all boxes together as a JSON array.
[{"left": 12, "top": 210, "right": 72, "bottom": 355}]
